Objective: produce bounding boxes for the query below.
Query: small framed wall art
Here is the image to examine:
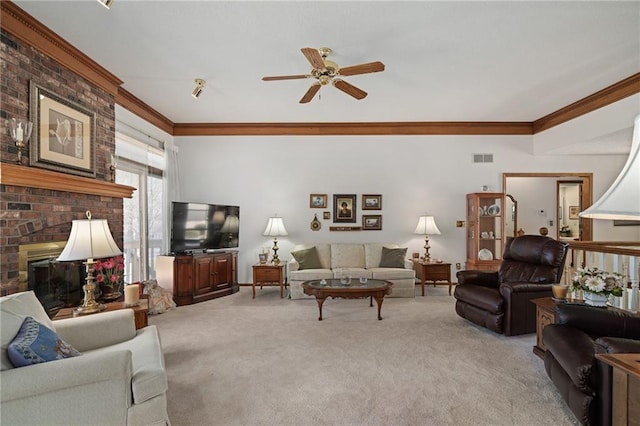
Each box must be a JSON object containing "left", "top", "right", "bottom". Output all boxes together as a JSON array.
[
  {"left": 362, "top": 194, "right": 382, "bottom": 210},
  {"left": 333, "top": 194, "right": 356, "bottom": 223},
  {"left": 310, "top": 194, "right": 327, "bottom": 208},
  {"left": 568, "top": 206, "right": 580, "bottom": 220},
  {"left": 362, "top": 215, "right": 382, "bottom": 230}
]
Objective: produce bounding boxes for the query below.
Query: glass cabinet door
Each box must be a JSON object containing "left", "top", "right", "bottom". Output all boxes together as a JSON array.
[{"left": 466, "top": 193, "right": 505, "bottom": 271}]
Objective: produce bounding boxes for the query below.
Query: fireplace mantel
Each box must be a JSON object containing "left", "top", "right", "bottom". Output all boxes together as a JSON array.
[{"left": 1, "top": 163, "right": 135, "bottom": 198}]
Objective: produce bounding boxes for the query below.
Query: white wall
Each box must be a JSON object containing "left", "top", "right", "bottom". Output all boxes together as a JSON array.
[{"left": 174, "top": 134, "right": 631, "bottom": 283}]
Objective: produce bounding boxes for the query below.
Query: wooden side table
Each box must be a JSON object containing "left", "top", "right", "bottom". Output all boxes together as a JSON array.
[
  {"left": 412, "top": 259, "right": 452, "bottom": 296},
  {"left": 53, "top": 299, "right": 149, "bottom": 330},
  {"left": 252, "top": 263, "right": 286, "bottom": 298},
  {"left": 531, "top": 297, "right": 557, "bottom": 358},
  {"left": 595, "top": 353, "right": 640, "bottom": 426}
]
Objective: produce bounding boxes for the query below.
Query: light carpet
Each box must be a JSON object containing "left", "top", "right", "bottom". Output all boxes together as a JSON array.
[{"left": 150, "top": 286, "right": 578, "bottom": 426}]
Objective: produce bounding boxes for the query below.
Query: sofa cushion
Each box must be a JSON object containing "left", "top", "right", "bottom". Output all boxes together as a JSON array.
[
  {"left": 379, "top": 247, "right": 408, "bottom": 268},
  {"left": 331, "top": 244, "right": 365, "bottom": 269},
  {"left": 369, "top": 267, "right": 415, "bottom": 280},
  {"left": 365, "top": 243, "right": 397, "bottom": 269},
  {"left": 332, "top": 268, "right": 370, "bottom": 279},
  {"left": 291, "top": 246, "right": 322, "bottom": 270},
  {"left": 289, "top": 269, "right": 334, "bottom": 281},
  {"left": 8, "top": 316, "right": 81, "bottom": 367},
  {"left": 291, "top": 244, "right": 331, "bottom": 269},
  {"left": 1, "top": 291, "right": 55, "bottom": 371}
]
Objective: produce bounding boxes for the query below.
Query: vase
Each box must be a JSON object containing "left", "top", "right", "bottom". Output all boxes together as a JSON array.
[
  {"left": 583, "top": 292, "right": 608, "bottom": 307},
  {"left": 100, "top": 282, "right": 122, "bottom": 302}
]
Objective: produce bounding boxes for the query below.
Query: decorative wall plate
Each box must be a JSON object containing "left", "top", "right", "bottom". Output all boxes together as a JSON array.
[
  {"left": 310, "top": 214, "right": 321, "bottom": 231},
  {"left": 487, "top": 204, "right": 501, "bottom": 216},
  {"left": 478, "top": 248, "right": 494, "bottom": 261}
]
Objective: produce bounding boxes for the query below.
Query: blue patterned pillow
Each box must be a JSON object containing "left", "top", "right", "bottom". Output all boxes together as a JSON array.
[{"left": 7, "top": 316, "right": 81, "bottom": 367}]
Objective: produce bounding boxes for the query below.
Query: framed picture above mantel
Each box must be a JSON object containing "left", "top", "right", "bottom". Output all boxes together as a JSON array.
[{"left": 29, "top": 82, "right": 96, "bottom": 178}]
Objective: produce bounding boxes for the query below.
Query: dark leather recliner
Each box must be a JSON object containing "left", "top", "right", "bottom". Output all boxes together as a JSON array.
[
  {"left": 454, "top": 235, "right": 568, "bottom": 336},
  {"left": 543, "top": 303, "right": 640, "bottom": 425}
]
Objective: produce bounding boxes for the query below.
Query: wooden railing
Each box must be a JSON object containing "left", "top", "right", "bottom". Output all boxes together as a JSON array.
[{"left": 563, "top": 241, "right": 640, "bottom": 312}]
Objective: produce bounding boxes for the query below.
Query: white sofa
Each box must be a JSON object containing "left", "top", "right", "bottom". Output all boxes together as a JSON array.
[
  {"left": 288, "top": 243, "right": 416, "bottom": 299},
  {"left": 0, "top": 291, "right": 169, "bottom": 426}
]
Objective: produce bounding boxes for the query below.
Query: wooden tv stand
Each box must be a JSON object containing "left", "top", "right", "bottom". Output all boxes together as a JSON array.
[{"left": 159, "top": 251, "right": 239, "bottom": 306}]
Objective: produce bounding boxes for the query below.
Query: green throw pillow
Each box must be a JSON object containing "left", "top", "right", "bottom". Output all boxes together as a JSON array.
[
  {"left": 291, "top": 247, "right": 323, "bottom": 270},
  {"left": 379, "top": 247, "right": 407, "bottom": 268}
]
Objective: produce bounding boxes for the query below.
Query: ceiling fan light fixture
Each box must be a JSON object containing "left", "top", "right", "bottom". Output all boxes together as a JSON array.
[
  {"left": 97, "top": 0, "right": 114, "bottom": 9},
  {"left": 192, "top": 78, "right": 206, "bottom": 99}
]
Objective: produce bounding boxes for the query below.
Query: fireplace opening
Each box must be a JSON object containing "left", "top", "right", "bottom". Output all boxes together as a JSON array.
[{"left": 20, "top": 242, "right": 85, "bottom": 317}]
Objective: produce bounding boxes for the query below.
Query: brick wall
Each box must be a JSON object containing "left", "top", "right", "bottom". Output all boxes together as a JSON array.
[{"left": 1, "top": 29, "right": 123, "bottom": 295}]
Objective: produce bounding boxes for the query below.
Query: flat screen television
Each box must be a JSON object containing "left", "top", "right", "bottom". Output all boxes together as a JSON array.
[{"left": 170, "top": 202, "right": 240, "bottom": 254}]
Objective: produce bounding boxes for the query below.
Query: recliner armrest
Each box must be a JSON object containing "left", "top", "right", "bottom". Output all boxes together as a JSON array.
[
  {"left": 594, "top": 336, "right": 640, "bottom": 354},
  {"left": 555, "top": 303, "right": 640, "bottom": 340},
  {"left": 456, "top": 270, "right": 499, "bottom": 287},
  {"left": 543, "top": 324, "right": 596, "bottom": 392}
]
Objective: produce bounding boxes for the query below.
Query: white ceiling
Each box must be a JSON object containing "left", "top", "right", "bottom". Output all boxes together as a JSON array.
[{"left": 12, "top": 1, "right": 640, "bottom": 125}]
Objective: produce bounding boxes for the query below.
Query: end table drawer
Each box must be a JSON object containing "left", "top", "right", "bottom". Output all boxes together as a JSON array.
[{"left": 255, "top": 267, "right": 281, "bottom": 282}]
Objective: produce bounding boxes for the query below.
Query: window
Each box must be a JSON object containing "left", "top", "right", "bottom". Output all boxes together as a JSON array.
[{"left": 115, "top": 132, "right": 166, "bottom": 282}]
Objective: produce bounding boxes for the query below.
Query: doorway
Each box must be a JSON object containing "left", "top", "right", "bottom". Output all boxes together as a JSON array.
[
  {"left": 557, "top": 181, "right": 582, "bottom": 240},
  {"left": 502, "top": 173, "right": 593, "bottom": 241}
]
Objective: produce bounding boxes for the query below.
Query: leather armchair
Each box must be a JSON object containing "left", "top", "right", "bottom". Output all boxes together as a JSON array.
[
  {"left": 453, "top": 235, "right": 568, "bottom": 336},
  {"left": 543, "top": 303, "right": 640, "bottom": 426}
]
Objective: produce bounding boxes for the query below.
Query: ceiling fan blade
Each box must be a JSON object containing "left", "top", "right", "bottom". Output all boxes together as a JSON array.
[
  {"left": 301, "top": 47, "right": 326, "bottom": 70},
  {"left": 262, "top": 74, "right": 308, "bottom": 81},
  {"left": 333, "top": 79, "right": 367, "bottom": 100},
  {"left": 338, "top": 61, "right": 385, "bottom": 76},
  {"left": 299, "top": 84, "right": 321, "bottom": 104}
]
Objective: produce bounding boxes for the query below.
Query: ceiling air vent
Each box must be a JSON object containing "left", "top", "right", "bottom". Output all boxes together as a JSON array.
[{"left": 473, "top": 154, "right": 494, "bottom": 163}]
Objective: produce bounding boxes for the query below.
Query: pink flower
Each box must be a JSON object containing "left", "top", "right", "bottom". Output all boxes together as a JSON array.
[
  {"left": 103, "top": 259, "right": 115, "bottom": 269},
  {"left": 96, "top": 274, "right": 104, "bottom": 283},
  {"left": 109, "top": 274, "right": 118, "bottom": 283}
]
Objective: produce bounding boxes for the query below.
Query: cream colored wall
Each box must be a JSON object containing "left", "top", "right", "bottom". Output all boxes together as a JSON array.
[{"left": 174, "top": 134, "right": 630, "bottom": 283}]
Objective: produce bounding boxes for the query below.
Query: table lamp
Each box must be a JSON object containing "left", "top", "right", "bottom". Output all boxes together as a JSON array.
[
  {"left": 263, "top": 216, "right": 288, "bottom": 264},
  {"left": 57, "top": 211, "right": 123, "bottom": 315},
  {"left": 414, "top": 215, "right": 441, "bottom": 262}
]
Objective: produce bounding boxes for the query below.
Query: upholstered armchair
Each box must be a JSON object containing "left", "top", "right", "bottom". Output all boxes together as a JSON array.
[
  {"left": 0, "top": 291, "right": 169, "bottom": 425},
  {"left": 453, "top": 235, "right": 568, "bottom": 336},
  {"left": 543, "top": 303, "right": 640, "bottom": 426}
]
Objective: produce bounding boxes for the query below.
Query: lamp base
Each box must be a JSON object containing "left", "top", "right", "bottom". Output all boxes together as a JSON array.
[{"left": 74, "top": 281, "right": 107, "bottom": 315}]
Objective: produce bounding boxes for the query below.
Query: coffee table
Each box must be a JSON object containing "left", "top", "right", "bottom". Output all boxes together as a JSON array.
[{"left": 302, "top": 278, "right": 393, "bottom": 321}]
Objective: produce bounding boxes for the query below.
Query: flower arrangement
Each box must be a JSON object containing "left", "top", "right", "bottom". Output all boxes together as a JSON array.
[
  {"left": 560, "top": 225, "right": 570, "bottom": 233},
  {"left": 571, "top": 267, "right": 625, "bottom": 297},
  {"left": 94, "top": 256, "right": 125, "bottom": 289}
]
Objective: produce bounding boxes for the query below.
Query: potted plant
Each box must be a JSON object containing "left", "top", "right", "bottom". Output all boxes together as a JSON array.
[
  {"left": 571, "top": 267, "right": 625, "bottom": 306},
  {"left": 95, "top": 255, "right": 125, "bottom": 301},
  {"left": 559, "top": 225, "right": 571, "bottom": 237}
]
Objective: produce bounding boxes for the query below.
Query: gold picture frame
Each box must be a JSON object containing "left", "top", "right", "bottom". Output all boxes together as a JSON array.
[
  {"left": 362, "top": 194, "right": 382, "bottom": 210},
  {"left": 310, "top": 193, "right": 327, "bottom": 208},
  {"left": 29, "top": 82, "right": 96, "bottom": 177}
]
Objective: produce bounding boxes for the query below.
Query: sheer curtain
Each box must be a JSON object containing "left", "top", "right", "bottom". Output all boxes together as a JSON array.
[{"left": 164, "top": 139, "right": 180, "bottom": 254}]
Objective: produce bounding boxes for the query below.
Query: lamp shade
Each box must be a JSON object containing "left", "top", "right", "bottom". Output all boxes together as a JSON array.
[
  {"left": 263, "top": 217, "right": 288, "bottom": 237},
  {"left": 57, "top": 216, "right": 122, "bottom": 261},
  {"left": 580, "top": 113, "right": 640, "bottom": 220},
  {"left": 414, "top": 215, "right": 441, "bottom": 235}
]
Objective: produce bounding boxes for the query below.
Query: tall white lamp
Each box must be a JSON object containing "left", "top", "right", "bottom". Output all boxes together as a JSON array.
[
  {"left": 579, "top": 113, "right": 640, "bottom": 220},
  {"left": 263, "top": 216, "right": 288, "bottom": 265},
  {"left": 414, "top": 215, "right": 441, "bottom": 262},
  {"left": 57, "top": 211, "right": 122, "bottom": 315}
]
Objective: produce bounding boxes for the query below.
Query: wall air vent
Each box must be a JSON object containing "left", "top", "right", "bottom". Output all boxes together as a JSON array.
[{"left": 473, "top": 154, "right": 494, "bottom": 163}]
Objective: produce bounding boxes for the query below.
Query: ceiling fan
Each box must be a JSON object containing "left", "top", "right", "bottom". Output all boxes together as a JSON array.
[{"left": 262, "top": 47, "right": 385, "bottom": 103}]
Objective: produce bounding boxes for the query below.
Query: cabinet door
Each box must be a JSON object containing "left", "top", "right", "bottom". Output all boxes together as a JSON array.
[
  {"left": 193, "top": 256, "right": 214, "bottom": 295},
  {"left": 174, "top": 257, "right": 194, "bottom": 299},
  {"left": 211, "top": 254, "right": 232, "bottom": 290}
]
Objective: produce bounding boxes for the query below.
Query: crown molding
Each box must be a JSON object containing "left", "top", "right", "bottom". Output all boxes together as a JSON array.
[
  {"left": 173, "top": 121, "right": 533, "bottom": 136},
  {"left": 116, "top": 87, "right": 174, "bottom": 135},
  {"left": 532, "top": 72, "right": 640, "bottom": 134},
  {"left": 0, "top": 1, "right": 122, "bottom": 96}
]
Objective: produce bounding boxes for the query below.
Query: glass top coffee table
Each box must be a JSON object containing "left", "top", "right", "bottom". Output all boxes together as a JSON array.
[{"left": 302, "top": 278, "right": 393, "bottom": 321}]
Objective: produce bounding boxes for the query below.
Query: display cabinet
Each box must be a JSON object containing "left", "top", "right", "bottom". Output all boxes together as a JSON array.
[{"left": 466, "top": 192, "right": 505, "bottom": 271}]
